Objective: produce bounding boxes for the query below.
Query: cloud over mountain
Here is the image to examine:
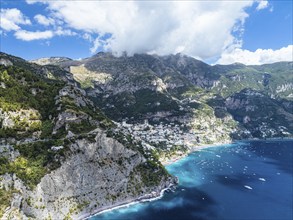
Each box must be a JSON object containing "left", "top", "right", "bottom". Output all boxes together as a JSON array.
[
  {"left": 1, "top": 0, "right": 291, "bottom": 64},
  {"left": 217, "top": 45, "right": 293, "bottom": 65},
  {"left": 24, "top": 0, "right": 255, "bottom": 59}
]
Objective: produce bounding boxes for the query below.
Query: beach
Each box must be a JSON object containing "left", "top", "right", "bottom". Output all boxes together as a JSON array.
[{"left": 160, "top": 141, "right": 232, "bottom": 165}]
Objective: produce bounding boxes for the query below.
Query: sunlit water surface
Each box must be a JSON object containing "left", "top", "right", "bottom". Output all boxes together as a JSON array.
[{"left": 91, "top": 140, "right": 293, "bottom": 220}]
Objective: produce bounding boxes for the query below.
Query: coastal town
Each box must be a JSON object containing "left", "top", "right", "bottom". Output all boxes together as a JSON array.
[
  {"left": 112, "top": 118, "right": 233, "bottom": 164},
  {"left": 115, "top": 120, "right": 197, "bottom": 148}
]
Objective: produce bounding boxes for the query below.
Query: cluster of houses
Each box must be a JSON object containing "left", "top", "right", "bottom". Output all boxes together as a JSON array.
[{"left": 114, "top": 120, "right": 200, "bottom": 151}]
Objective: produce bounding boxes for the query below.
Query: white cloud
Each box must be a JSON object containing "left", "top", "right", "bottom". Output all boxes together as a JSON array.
[
  {"left": 90, "top": 37, "right": 109, "bottom": 54},
  {"left": 26, "top": 0, "right": 40, "bottom": 4},
  {"left": 34, "top": 14, "right": 55, "bottom": 26},
  {"left": 0, "top": 8, "right": 31, "bottom": 31},
  {"left": 54, "top": 27, "right": 77, "bottom": 36},
  {"left": 13, "top": 0, "right": 287, "bottom": 65},
  {"left": 216, "top": 45, "right": 293, "bottom": 65},
  {"left": 82, "top": 33, "right": 93, "bottom": 42},
  {"left": 256, "top": 1, "right": 269, "bottom": 11},
  {"left": 13, "top": 28, "right": 76, "bottom": 41},
  {"left": 25, "top": 1, "right": 257, "bottom": 59},
  {"left": 14, "top": 30, "right": 53, "bottom": 41}
]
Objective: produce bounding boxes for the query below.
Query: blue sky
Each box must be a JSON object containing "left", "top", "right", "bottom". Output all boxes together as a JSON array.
[
  {"left": 0, "top": 0, "right": 292, "bottom": 65},
  {"left": 242, "top": 1, "right": 292, "bottom": 51}
]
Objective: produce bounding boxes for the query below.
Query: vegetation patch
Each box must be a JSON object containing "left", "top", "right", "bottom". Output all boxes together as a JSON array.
[
  {"left": 68, "top": 120, "right": 96, "bottom": 134},
  {"left": 0, "top": 65, "right": 64, "bottom": 138},
  {"left": 133, "top": 161, "right": 168, "bottom": 187},
  {"left": 0, "top": 140, "right": 69, "bottom": 189},
  {"left": 154, "top": 145, "right": 189, "bottom": 160},
  {"left": 60, "top": 96, "right": 114, "bottom": 129},
  {"left": 0, "top": 188, "right": 19, "bottom": 218},
  {"left": 93, "top": 89, "right": 183, "bottom": 122}
]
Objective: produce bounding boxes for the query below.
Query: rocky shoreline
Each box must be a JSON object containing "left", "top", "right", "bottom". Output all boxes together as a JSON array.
[
  {"left": 81, "top": 140, "right": 241, "bottom": 220},
  {"left": 81, "top": 181, "right": 177, "bottom": 220},
  {"left": 80, "top": 141, "right": 236, "bottom": 220},
  {"left": 82, "top": 137, "right": 293, "bottom": 219}
]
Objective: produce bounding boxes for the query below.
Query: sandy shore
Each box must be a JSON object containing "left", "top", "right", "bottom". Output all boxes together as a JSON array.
[
  {"left": 161, "top": 141, "right": 232, "bottom": 166},
  {"left": 160, "top": 137, "right": 293, "bottom": 166}
]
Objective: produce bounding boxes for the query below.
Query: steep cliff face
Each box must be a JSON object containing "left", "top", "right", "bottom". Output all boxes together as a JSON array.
[
  {"left": 212, "top": 61, "right": 293, "bottom": 99},
  {"left": 1, "top": 130, "right": 174, "bottom": 219},
  {"left": 58, "top": 53, "right": 218, "bottom": 94},
  {"left": 49, "top": 53, "right": 292, "bottom": 136},
  {"left": 1, "top": 51, "right": 292, "bottom": 219},
  {"left": 50, "top": 54, "right": 221, "bottom": 127},
  {"left": 40, "top": 53, "right": 292, "bottom": 100},
  {"left": 224, "top": 89, "right": 293, "bottom": 138},
  {"left": 0, "top": 53, "right": 175, "bottom": 219},
  {"left": 31, "top": 57, "right": 72, "bottom": 66},
  {"left": 10, "top": 52, "right": 293, "bottom": 139}
]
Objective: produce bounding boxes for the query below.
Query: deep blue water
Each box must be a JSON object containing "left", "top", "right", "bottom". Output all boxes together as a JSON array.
[{"left": 91, "top": 140, "right": 293, "bottom": 220}]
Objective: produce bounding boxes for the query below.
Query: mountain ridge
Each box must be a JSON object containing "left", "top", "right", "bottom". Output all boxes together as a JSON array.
[
  {"left": 30, "top": 52, "right": 292, "bottom": 67},
  {"left": 0, "top": 52, "right": 176, "bottom": 219},
  {"left": 0, "top": 51, "right": 292, "bottom": 219}
]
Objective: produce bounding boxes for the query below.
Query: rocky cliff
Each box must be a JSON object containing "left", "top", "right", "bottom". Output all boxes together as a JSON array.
[
  {"left": 0, "top": 53, "right": 175, "bottom": 219},
  {"left": 1, "top": 130, "right": 174, "bottom": 219},
  {"left": 0, "top": 51, "right": 292, "bottom": 219},
  {"left": 45, "top": 52, "right": 292, "bottom": 139}
]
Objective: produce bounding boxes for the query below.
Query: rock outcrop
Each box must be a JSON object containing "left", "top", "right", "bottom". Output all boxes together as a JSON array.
[
  {"left": 0, "top": 53, "right": 175, "bottom": 219},
  {"left": 0, "top": 51, "right": 292, "bottom": 219},
  {"left": 1, "top": 129, "right": 175, "bottom": 219}
]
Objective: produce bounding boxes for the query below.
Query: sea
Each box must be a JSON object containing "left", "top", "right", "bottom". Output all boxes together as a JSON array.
[{"left": 90, "top": 139, "right": 293, "bottom": 220}]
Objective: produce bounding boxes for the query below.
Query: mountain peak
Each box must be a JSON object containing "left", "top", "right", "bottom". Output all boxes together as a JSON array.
[{"left": 30, "top": 57, "right": 72, "bottom": 66}]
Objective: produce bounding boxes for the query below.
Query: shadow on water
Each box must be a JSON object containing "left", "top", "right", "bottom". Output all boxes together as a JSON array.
[
  {"left": 215, "top": 174, "right": 256, "bottom": 191},
  {"left": 93, "top": 140, "right": 293, "bottom": 220},
  {"left": 94, "top": 186, "right": 218, "bottom": 220},
  {"left": 241, "top": 140, "right": 293, "bottom": 174},
  {"left": 132, "top": 187, "right": 218, "bottom": 220}
]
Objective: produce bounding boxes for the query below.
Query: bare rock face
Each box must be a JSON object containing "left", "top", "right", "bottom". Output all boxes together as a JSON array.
[
  {"left": 0, "top": 144, "right": 20, "bottom": 161},
  {"left": 1, "top": 115, "right": 15, "bottom": 128},
  {"left": 53, "top": 110, "right": 88, "bottom": 133},
  {"left": 225, "top": 97, "right": 248, "bottom": 110},
  {"left": 2, "top": 130, "right": 174, "bottom": 219},
  {"left": 0, "top": 82, "right": 6, "bottom": 89},
  {"left": 0, "top": 58, "right": 13, "bottom": 67},
  {"left": 1, "top": 51, "right": 292, "bottom": 219},
  {"left": 56, "top": 86, "right": 91, "bottom": 108},
  {"left": 30, "top": 57, "right": 72, "bottom": 66},
  {"left": 276, "top": 83, "right": 293, "bottom": 93}
]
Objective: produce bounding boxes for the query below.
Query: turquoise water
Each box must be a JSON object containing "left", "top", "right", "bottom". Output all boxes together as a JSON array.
[{"left": 91, "top": 140, "right": 293, "bottom": 220}]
